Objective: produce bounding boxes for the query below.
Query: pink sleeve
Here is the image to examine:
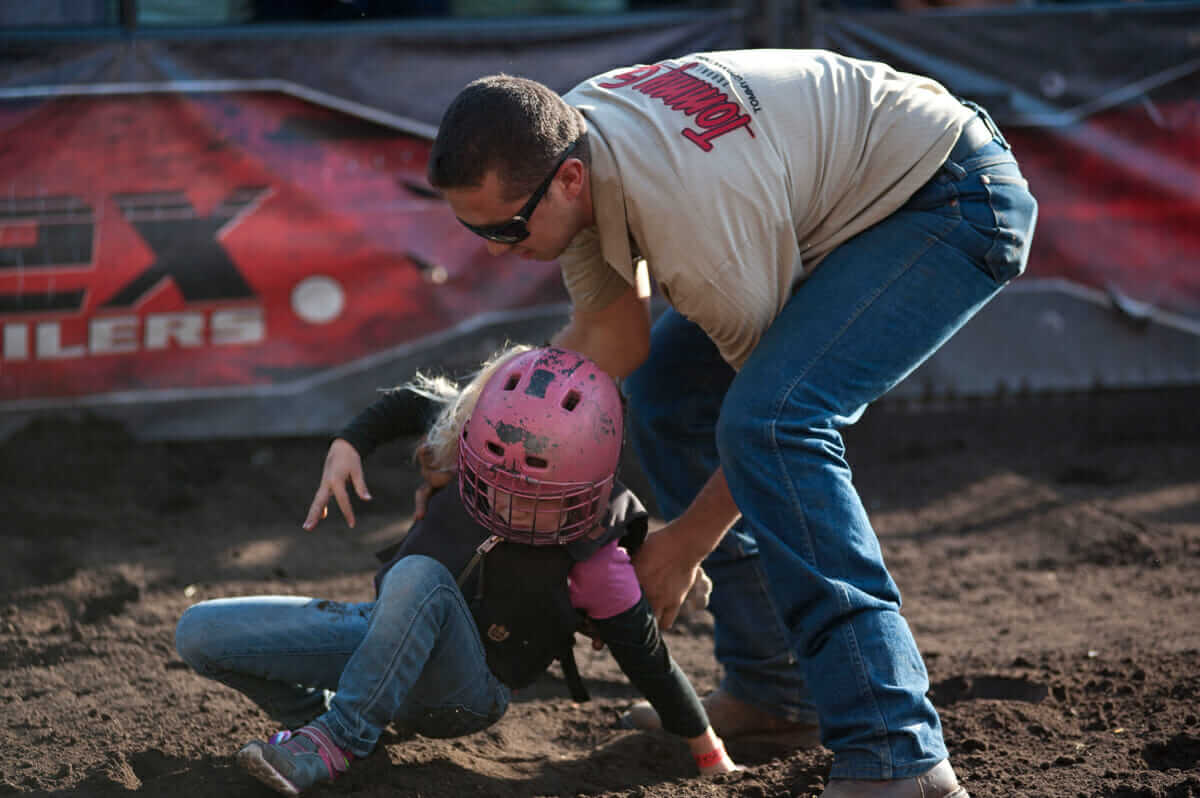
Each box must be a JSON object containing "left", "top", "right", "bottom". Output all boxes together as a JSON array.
[{"left": 568, "top": 539, "right": 643, "bottom": 620}]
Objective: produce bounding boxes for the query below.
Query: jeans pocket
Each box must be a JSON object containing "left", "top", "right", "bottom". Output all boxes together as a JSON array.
[{"left": 976, "top": 168, "right": 1038, "bottom": 284}]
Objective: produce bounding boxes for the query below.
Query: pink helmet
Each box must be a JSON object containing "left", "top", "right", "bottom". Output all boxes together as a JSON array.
[{"left": 458, "top": 347, "right": 623, "bottom": 544}]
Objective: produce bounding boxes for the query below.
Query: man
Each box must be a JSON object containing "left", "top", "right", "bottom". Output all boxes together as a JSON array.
[{"left": 425, "top": 49, "right": 1036, "bottom": 797}]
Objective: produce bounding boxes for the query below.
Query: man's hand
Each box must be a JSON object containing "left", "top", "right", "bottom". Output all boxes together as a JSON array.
[
  {"left": 413, "top": 443, "right": 455, "bottom": 520},
  {"left": 633, "top": 469, "right": 739, "bottom": 629},
  {"left": 303, "top": 438, "right": 370, "bottom": 530},
  {"left": 680, "top": 567, "right": 713, "bottom": 619},
  {"left": 632, "top": 522, "right": 707, "bottom": 630}
]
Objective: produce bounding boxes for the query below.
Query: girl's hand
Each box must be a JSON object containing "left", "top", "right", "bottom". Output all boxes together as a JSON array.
[
  {"left": 304, "top": 438, "right": 370, "bottom": 530},
  {"left": 688, "top": 730, "right": 742, "bottom": 778},
  {"left": 414, "top": 443, "right": 455, "bottom": 520}
]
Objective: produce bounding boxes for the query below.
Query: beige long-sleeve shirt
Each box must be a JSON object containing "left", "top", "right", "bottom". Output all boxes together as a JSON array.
[{"left": 559, "top": 49, "right": 974, "bottom": 369}]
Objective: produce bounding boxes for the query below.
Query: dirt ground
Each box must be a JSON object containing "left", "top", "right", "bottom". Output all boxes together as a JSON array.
[{"left": 2, "top": 387, "right": 1199, "bottom": 798}]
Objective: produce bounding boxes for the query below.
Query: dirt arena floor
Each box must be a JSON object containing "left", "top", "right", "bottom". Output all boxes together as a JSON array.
[{"left": 2, "top": 387, "right": 1198, "bottom": 797}]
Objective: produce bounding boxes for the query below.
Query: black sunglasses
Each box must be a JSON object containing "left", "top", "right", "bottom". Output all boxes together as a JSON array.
[{"left": 458, "top": 140, "right": 578, "bottom": 244}]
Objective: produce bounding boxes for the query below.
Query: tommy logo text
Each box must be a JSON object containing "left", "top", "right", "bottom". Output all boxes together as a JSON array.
[{"left": 598, "top": 62, "right": 756, "bottom": 152}]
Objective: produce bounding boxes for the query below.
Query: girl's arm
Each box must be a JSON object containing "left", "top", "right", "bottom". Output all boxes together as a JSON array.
[
  {"left": 336, "top": 388, "right": 432, "bottom": 458},
  {"left": 303, "top": 390, "right": 434, "bottom": 530},
  {"left": 586, "top": 596, "right": 738, "bottom": 776}
]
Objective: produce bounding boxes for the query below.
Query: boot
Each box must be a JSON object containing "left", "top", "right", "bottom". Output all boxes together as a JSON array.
[{"left": 621, "top": 688, "right": 822, "bottom": 745}]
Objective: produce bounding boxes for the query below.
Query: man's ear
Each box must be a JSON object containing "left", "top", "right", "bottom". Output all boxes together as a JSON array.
[{"left": 559, "top": 157, "right": 588, "bottom": 201}]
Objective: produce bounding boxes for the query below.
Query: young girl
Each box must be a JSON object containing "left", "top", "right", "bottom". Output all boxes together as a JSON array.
[{"left": 174, "top": 345, "right": 738, "bottom": 796}]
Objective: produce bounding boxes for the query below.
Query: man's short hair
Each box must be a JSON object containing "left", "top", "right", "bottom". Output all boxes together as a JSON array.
[{"left": 428, "top": 75, "right": 588, "bottom": 201}]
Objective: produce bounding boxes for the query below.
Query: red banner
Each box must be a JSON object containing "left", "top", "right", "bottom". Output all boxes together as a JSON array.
[
  {"left": 1007, "top": 102, "right": 1200, "bottom": 316},
  {"left": 0, "top": 89, "right": 564, "bottom": 402}
]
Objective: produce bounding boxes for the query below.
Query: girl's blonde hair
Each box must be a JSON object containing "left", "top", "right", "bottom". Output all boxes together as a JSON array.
[{"left": 402, "top": 343, "right": 534, "bottom": 471}]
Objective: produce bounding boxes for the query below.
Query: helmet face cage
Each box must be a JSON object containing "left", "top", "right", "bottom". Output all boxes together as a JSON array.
[
  {"left": 458, "top": 435, "right": 612, "bottom": 544},
  {"left": 456, "top": 347, "right": 623, "bottom": 545}
]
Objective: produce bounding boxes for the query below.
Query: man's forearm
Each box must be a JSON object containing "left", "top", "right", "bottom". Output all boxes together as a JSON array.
[
  {"left": 550, "top": 283, "right": 651, "bottom": 378},
  {"left": 551, "top": 316, "right": 647, "bottom": 378},
  {"left": 674, "top": 467, "right": 741, "bottom": 561},
  {"left": 549, "top": 319, "right": 593, "bottom": 363}
]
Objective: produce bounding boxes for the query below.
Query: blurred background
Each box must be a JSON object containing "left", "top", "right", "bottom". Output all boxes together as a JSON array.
[{"left": 1, "top": 0, "right": 1197, "bottom": 442}]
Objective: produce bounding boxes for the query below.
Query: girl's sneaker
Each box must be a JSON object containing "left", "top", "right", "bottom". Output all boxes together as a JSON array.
[{"left": 236, "top": 722, "right": 352, "bottom": 795}]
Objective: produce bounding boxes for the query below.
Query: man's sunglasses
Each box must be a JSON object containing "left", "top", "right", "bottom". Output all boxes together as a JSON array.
[{"left": 457, "top": 140, "right": 578, "bottom": 244}]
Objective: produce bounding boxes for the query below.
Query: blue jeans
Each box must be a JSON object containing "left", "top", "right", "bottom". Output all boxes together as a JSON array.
[
  {"left": 624, "top": 134, "right": 1037, "bottom": 780},
  {"left": 175, "top": 555, "right": 510, "bottom": 758}
]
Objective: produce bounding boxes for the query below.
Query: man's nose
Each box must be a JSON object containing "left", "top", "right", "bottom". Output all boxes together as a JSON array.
[{"left": 485, "top": 240, "right": 514, "bottom": 256}]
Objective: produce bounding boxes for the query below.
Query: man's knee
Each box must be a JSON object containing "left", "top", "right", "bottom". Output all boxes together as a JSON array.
[
  {"left": 714, "top": 391, "right": 765, "bottom": 464},
  {"left": 716, "top": 376, "right": 836, "bottom": 458}
]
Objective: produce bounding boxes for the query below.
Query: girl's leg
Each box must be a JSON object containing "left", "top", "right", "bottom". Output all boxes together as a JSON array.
[
  {"left": 175, "top": 593, "right": 369, "bottom": 727},
  {"left": 316, "top": 555, "right": 509, "bottom": 758},
  {"left": 176, "top": 555, "right": 507, "bottom": 758},
  {"left": 231, "top": 556, "right": 508, "bottom": 794}
]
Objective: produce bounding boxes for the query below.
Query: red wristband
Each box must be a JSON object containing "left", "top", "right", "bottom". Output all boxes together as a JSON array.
[{"left": 694, "top": 743, "right": 727, "bottom": 769}]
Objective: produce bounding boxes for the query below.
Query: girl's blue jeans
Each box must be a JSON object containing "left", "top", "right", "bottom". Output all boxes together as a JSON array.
[
  {"left": 624, "top": 132, "right": 1037, "bottom": 780},
  {"left": 175, "top": 555, "right": 510, "bottom": 758}
]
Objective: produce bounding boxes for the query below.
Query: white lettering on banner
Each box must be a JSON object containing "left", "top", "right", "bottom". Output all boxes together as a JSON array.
[
  {"left": 4, "top": 324, "right": 28, "bottom": 361},
  {"left": 1, "top": 306, "right": 265, "bottom": 361},
  {"left": 91, "top": 316, "right": 140, "bottom": 354},
  {"left": 212, "top": 308, "right": 265, "bottom": 345},
  {"left": 37, "top": 323, "right": 87, "bottom": 360},
  {"left": 144, "top": 313, "right": 205, "bottom": 350}
]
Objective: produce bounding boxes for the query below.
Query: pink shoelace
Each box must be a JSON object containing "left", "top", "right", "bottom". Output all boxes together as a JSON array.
[{"left": 267, "top": 724, "right": 351, "bottom": 779}]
